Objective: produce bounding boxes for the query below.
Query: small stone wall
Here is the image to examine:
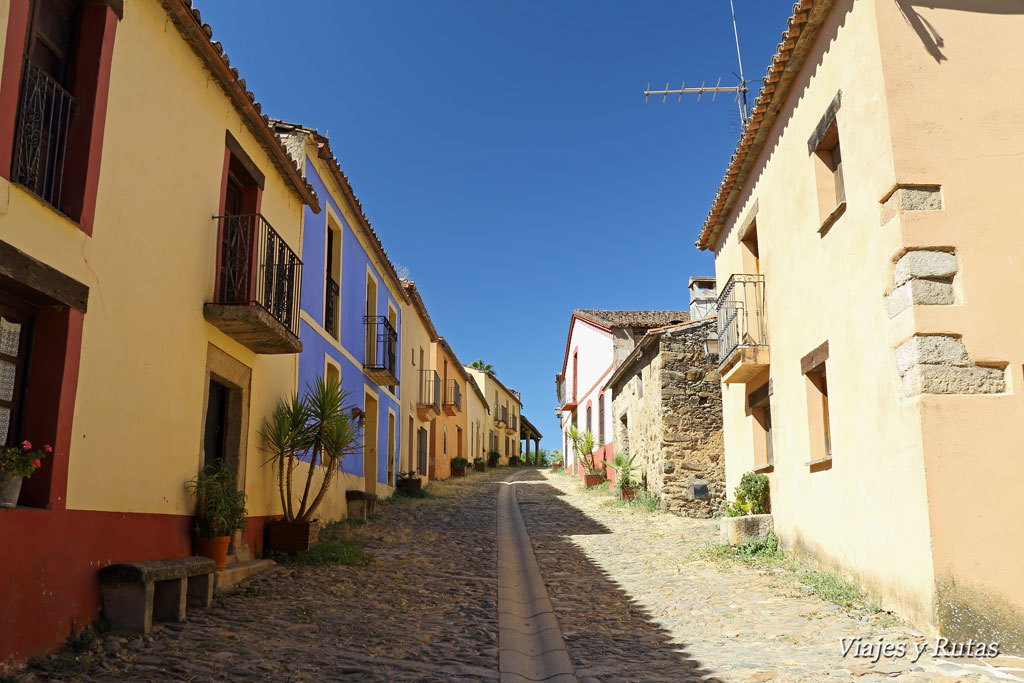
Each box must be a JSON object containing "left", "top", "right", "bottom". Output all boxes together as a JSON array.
[{"left": 611, "top": 321, "right": 724, "bottom": 518}]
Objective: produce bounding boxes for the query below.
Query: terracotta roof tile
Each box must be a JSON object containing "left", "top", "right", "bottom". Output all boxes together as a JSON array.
[
  {"left": 696, "top": 0, "right": 836, "bottom": 250},
  {"left": 573, "top": 309, "right": 690, "bottom": 329}
]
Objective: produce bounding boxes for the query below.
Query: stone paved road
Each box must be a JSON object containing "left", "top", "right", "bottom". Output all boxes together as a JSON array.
[
  {"left": 522, "top": 468, "right": 1024, "bottom": 683},
  {"left": 22, "top": 467, "right": 1024, "bottom": 682}
]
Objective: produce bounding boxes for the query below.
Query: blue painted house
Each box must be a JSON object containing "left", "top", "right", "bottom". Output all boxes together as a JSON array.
[{"left": 273, "top": 121, "right": 405, "bottom": 513}]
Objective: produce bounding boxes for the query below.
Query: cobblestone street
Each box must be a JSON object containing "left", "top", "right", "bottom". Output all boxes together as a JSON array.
[{"left": 24, "top": 468, "right": 1024, "bottom": 682}]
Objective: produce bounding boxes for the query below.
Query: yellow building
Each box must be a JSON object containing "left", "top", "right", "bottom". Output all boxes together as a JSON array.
[
  {"left": 464, "top": 375, "right": 490, "bottom": 465},
  {"left": 465, "top": 366, "right": 522, "bottom": 465},
  {"left": 0, "top": 0, "right": 320, "bottom": 667},
  {"left": 700, "top": 0, "right": 1024, "bottom": 647},
  {"left": 399, "top": 280, "right": 439, "bottom": 481}
]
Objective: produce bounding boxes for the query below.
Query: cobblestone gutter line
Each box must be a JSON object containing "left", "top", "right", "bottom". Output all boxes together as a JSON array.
[{"left": 497, "top": 472, "right": 577, "bottom": 683}]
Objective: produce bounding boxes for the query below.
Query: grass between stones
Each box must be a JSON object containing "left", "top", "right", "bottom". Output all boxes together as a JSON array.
[
  {"left": 697, "top": 532, "right": 892, "bottom": 616},
  {"left": 268, "top": 519, "right": 372, "bottom": 567}
]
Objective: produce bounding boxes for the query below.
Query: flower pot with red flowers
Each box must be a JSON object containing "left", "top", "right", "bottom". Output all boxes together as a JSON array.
[
  {"left": 261, "top": 376, "right": 363, "bottom": 553},
  {"left": 0, "top": 441, "right": 51, "bottom": 508},
  {"left": 186, "top": 459, "right": 247, "bottom": 570},
  {"left": 451, "top": 457, "right": 469, "bottom": 477}
]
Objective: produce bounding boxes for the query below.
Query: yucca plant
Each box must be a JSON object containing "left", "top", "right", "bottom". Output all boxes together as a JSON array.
[
  {"left": 613, "top": 452, "right": 639, "bottom": 489},
  {"left": 261, "top": 376, "right": 363, "bottom": 523},
  {"left": 567, "top": 424, "right": 601, "bottom": 475}
]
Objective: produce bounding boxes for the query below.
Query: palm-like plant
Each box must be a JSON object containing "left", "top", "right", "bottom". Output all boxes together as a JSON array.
[
  {"left": 261, "top": 376, "right": 363, "bottom": 523},
  {"left": 567, "top": 424, "right": 601, "bottom": 475},
  {"left": 470, "top": 359, "right": 495, "bottom": 376},
  {"left": 613, "top": 452, "right": 638, "bottom": 489}
]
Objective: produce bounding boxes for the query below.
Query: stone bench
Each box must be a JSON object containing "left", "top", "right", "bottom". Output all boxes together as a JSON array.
[
  {"left": 345, "top": 490, "right": 379, "bottom": 521},
  {"left": 99, "top": 556, "right": 216, "bottom": 634}
]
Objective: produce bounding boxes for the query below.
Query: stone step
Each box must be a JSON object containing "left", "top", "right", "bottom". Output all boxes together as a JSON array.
[{"left": 215, "top": 559, "right": 275, "bottom": 591}]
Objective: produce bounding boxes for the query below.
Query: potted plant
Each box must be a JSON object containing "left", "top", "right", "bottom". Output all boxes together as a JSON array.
[
  {"left": 473, "top": 456, "right": 485, "bottom": 472},
  {"left": 0, "top": 440, "right": 50, "bottom": 508},
  {"left": 186, "top": 459, "right": 247, "bottom": 570},
  {"left": 451, "top": 457, "right": 469, "bottom": 477},
  {"left": 397, "top": 471, "right": 422, "bottom": 491},
  {"left": 261, "top": 375, "right": 363, "bottom": 553},
  {"left": 568, "top": 425, "right": 604, "bottom": 488},
  {"left": 550, "top": 459, "right": 563, "bottom": 472},
  {"left": 487, "top": 448, "right": 500, "bottom": 468},
  {"left": 508, "top": 455, "right": 520, "bottom": 467},
  {"left": 614, "top": 453, "right": 640, "bottom": 501}
]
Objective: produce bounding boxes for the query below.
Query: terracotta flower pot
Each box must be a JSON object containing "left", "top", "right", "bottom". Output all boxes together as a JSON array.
[
  {"left": 620, "top": 486, "right": 638, "bottom": 501},
  {"left": 452, "top": 465, "right": 466, "bottom": 477},
  {"left": 398, "top": 478, "right": 422, "bottom": 491},
  {"left": 267, "top": 519, "right": 320, "bottom": 554},
  {"left": 0, "top": 473, "right": 23, "bottom": 508},
  {"left": 195, "top": 536, "right": 231, "bottom": 570},
  {"left": 508, "top": 457, "right": 519, "bottom": 467},
  {"left": 584, "top": 473, "right": 604, "bottom": 488},
  {"left": 473, "top": 462, "right": 485, "bottom": 472}
]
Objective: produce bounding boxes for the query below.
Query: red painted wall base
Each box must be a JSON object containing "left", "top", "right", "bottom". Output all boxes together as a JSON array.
[{"left": 0, "top": 508, "right": 276, "bottom": 673}]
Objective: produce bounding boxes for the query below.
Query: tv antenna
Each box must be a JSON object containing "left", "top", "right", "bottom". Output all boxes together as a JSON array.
[{"left": 644, "top": 0, "right": 751, "bottom": 126}]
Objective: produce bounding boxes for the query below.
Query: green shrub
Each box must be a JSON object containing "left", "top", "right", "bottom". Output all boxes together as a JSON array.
[
  {"left": 186, "top": 459, "right": 247, "bottom": 538},
  {"left": 723, "top": 471, "right": 770, "bottom": 516},
  {"left": 734, "top": 531, "right": 780, "bottom": 557}
]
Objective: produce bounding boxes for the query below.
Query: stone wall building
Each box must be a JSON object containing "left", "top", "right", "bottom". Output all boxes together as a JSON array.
[{"left": 606, "top": 320, "right": 723, "bottom": 517}]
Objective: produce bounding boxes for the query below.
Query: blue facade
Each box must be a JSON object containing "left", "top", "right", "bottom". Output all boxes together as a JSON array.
[{"left": 297, "top": 153, "right": 401, "bottom": 484}]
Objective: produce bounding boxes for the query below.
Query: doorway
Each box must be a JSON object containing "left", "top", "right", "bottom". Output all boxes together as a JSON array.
[
  {"left": 363, "top": 392, "right": 378, "bottom": 494},
  {"left": 203, "top": 379, "right": 230, "bottom": 468}
]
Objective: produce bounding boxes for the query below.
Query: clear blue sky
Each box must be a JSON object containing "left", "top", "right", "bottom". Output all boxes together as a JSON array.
[{"left": 195, "top": 0, "right": 794, "bottom": 451}]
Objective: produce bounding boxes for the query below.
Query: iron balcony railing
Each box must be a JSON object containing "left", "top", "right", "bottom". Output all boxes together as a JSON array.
[
  {"left": 493, "top": 404, "right": 508, "bottom": 428},
  {"left": 443, "top": 379, "right": 462, "bottom": 411},
  {"left": 364, "top": 315, "right": 398, "bottom": 376},
  {"left": 419, "top": 370, "right": 440, "bottom": 412},
  {"left": 715, "top": 273, "right": 767, "bottom": 364},
  {"left": 324, "top": 274, "right": 339, "bottom": 337},
  {"left": 214, "top": 214, "right": 302, "bottom": 336},
  {"left": 556, "top": 377, "right": 566, "bottom": 406},
  {"left": 11, "top": 57, "right": 77, "bottom": 213},
  {"left": 508, "top": 413, "right": 518, "bottom": 433}
]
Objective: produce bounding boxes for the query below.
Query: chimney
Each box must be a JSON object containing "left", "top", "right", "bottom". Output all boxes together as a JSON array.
[{"left": 688, "top": 276, "right": 717, "bottom": 321}]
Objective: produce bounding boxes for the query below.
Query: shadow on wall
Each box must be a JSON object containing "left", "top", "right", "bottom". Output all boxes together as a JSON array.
[
  {"left": 511, "top": 469, "right": 722, "bottom": 681},
  {"left": 895, "top": 0, "right": 1024, "bottom": 63}
]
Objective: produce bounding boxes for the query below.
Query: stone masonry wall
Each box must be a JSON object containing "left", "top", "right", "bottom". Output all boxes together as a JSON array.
[{"left": 611, "top": 321, "right": 724, "bottom": 518}]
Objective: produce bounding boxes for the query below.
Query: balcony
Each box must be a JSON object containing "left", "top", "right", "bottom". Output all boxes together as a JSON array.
[
  {"left": 364, "top": 316, "right": 399, "bottom": 386},
  {"left": 506, "top": 413, "right": 518, "bottom": 435},
  {"left": 205, "top": 214, "right": 302, "bottom": 354},
  {"left": 716, "top": 273, "right": 769, "bottom": 384},
  {"left": 417, "top": 370, "right": 440, "bottom": 421},
  {"left": 493, "top": 404, "right": 508, "bottom": 429},
  {"left": 11, "top": 57, "right": 77, "bottom": 214},
  {"left": 442, "top": 379, "right": 462, "bottom": 415},
  {"left": 556, "top": 377, "right": 578, "bottom": 412},
  {"left": 324, "top": 273, "right": 339, "bottom": 338}
]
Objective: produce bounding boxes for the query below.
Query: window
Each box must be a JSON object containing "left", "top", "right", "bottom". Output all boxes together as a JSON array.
[
  {"left": 809, "top": 93, "right": 845, "bottom": 231},
  {"left": 456, "top": 426, "right": 463, "bottom": 457},
  {"left": 586, "top": 405, "right": 592, "bottom": 434},
  {"left": 364, "top": 273, "right": 377, "bottom": 362},
  {"left": 747, "top": 381, "right": 773, "bottom": 471},
  {"left": 572, "top": 351, "right": 578, "bottom": 400},
  {"left": 504, "top": 436, "right": 509, "bottom": 455},
  {"left": 443, "top": 426, "right": 447, "bottom": 455},
  {"left": 4, "top": 0, "right": 121, "bottom": 230},
  {"left": 802, "top": 341, "right": 832, "bottom": 466},
  {"left": 324, "top": 221, "right": 341, "bottom": 338},
  {"left": 408, "top": 416, "right": 414, "bottom": 471},
  {"left": 0, "top": 301, "right": 33, "bottom": 448},
  {"left": 598, "top": 394, "right": 605, "bottom": 446}
]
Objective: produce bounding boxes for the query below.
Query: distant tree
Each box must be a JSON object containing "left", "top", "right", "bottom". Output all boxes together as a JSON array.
[
  {"left": 470, "top": 359, "right": 495, "bottom": 376},
  {"left": 537, "top": 448, "right": 561, "bottom": 466}
]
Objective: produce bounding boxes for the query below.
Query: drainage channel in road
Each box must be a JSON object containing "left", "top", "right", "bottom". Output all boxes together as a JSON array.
[{"left": 496, "top": 471, "right": 578, "bottom": 683}]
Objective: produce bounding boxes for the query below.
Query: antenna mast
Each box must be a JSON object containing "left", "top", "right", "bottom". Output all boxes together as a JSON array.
[{"left": 644, "top": 0, "right": 751, "bottom": 125}]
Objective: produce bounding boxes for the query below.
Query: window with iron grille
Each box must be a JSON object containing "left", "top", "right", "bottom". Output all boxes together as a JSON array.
[
  {"left": 598, "top": 394, "right": 605, "bottom": 446},
  {"left": 586, "top": 405, "right": 592, "bottom": 434}
]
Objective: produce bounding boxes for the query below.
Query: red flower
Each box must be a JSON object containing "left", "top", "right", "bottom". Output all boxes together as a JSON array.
[
  {"left": 43, "top": 445, "right": 52, "bottom": 454},
  {"left": 21, "top": 440, "right": 31, "bottom": 450},
  {"left": 32, "top": 459, "right": 41, "bottom": 468}
]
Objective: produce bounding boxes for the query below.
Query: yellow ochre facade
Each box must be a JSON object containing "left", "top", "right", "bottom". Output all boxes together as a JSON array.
[{"left": 702, "top": 0, "right": 1024, "bottom": 647}]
